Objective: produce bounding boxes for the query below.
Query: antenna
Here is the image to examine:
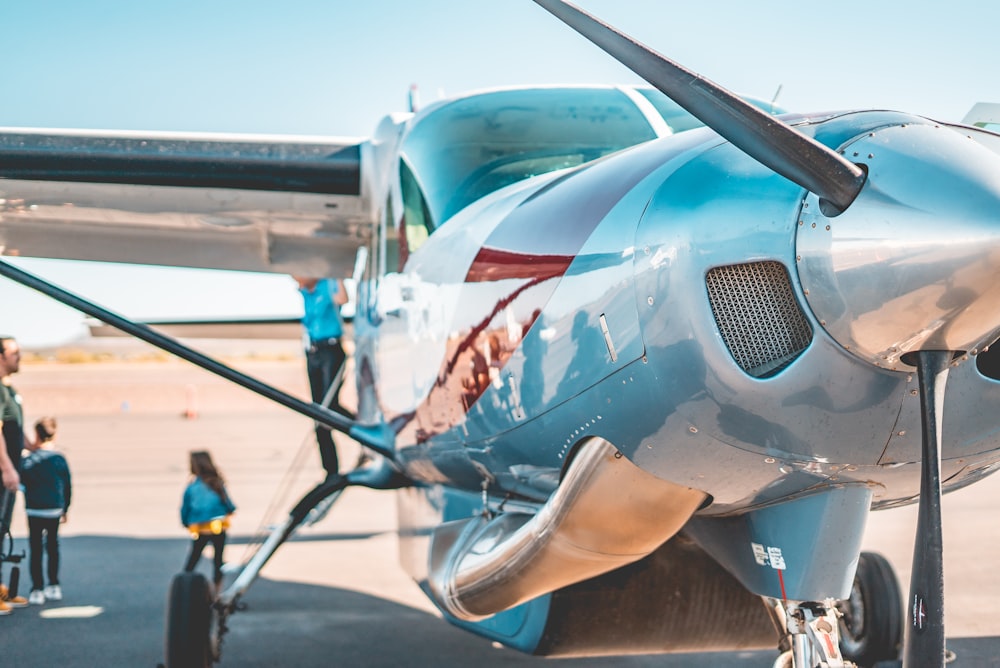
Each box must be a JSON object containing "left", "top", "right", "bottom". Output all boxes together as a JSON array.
[{"left": 408, "top": 84, "right": 420, "bottom": 113}]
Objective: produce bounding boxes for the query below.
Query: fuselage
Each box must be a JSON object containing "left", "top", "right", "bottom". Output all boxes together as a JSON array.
[{"left": 354, "top": 94, "right": 1000, "bottom": 524}]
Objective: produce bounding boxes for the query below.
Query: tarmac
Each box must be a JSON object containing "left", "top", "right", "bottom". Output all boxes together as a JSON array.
[{"left": 3, "top": 355, "right": 1000, "bottom": 666}]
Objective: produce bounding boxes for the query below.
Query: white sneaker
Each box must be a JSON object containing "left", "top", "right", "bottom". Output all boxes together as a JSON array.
[
  {"left": 43, "top": 585, "right": 62, "bottom": 601},
  {"left": 28, "top": 590, "right": 45, "bottom": 605}
]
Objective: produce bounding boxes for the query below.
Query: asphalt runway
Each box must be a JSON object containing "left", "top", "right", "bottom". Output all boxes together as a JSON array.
[{"left": 3, "top": 358, "right": 1000, "bottom": 666}]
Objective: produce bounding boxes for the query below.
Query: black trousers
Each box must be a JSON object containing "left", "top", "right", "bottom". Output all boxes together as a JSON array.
[
  {"left": 306, "top": 342, "right": 348, "bottom": 476},
  {"left": 27, "top": 515, "right": 61, "bottom": 590},
  {"left": 183, "top": 532, "right": 226, "bottom": 584},
  {"left": 0, "top": 472, "right": 18, "bottom": 586},
  {"left": 0, "top": 488, "right": 14, "bottom": 576},
  {"left": 0, "top": 488, "right": 14, "bottom": 542}
]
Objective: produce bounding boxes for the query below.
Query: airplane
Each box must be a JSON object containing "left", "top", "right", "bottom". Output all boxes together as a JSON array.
[{"left": 2, "top": 0, "right": 1000, "bottom": 666}]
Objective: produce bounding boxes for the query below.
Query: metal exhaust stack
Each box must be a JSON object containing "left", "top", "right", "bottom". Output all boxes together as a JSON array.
[{"left": 427, "top": 438, "right": 706, "bottom": 621}]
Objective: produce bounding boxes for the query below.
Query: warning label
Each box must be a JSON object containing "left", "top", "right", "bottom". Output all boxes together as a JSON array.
[{"left": 751, "top": 542, "right": 786, "bottom": 570}]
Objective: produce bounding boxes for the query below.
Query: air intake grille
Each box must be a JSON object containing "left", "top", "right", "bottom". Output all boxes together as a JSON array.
[{"left": 705, "top": 261, "right": 813, "bottom": 378}]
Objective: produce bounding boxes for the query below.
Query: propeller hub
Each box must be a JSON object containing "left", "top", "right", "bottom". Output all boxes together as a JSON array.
[{"left": 797, "top": 119, "right": 1000, "bottom": 371}]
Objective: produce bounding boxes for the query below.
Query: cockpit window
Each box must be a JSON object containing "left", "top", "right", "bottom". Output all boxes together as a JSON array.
[
  {"left": 396, "top": 86, "right": 785, "bottom": 234},
  {"left": 399, "top": 159, "right": 432, "bottom": 255},
  {"left": 635, "top": 89, "right": 707, "bottom": 134},
  {"left": 400, "top": 87, "right": 661, "bottom": 227}
]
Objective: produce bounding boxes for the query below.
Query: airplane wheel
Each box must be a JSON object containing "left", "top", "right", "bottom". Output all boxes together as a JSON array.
[
  {"left": 165, "top": 572, "right": 214, "bottom": 668},
  {"left": 838, "top": 551, "right": 902, "bottom": 667}
]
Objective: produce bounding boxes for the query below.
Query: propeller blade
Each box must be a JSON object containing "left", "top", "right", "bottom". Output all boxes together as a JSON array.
[
  {"left": 902, "top": 350, "right": 952, "bottom": 666},
  {"left": 532, "top": 0, "right": 866, "bottom": 215}
]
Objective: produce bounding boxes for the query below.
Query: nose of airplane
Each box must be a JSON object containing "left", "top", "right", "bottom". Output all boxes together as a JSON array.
[{"left": 796, "top": 120, "right": 1000, "bottom": 371}]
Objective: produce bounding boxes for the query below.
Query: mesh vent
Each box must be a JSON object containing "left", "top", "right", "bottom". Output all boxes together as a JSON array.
[{"left": 705, "top": 261, "right": 812, "bottom": 378}]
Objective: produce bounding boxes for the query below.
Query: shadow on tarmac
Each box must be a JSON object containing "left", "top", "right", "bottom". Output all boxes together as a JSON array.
[{"left": 3, "top": 536, "right": 999, "bottom": 667}]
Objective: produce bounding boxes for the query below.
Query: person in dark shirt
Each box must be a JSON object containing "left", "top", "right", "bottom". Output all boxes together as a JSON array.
[
  {"left": 0, "top": 337, "right": 24, "bottom": 500},
  {"left": 0, "top": 336, "right": 30, "bottom": 613},
  {"left": 21, "top": 416, "right": 72, "bottom": 605}
]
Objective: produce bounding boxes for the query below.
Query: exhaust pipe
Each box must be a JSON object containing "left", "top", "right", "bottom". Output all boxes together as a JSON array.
[{"left": 427, "top": 438, "right": 707, "bottom": 621}]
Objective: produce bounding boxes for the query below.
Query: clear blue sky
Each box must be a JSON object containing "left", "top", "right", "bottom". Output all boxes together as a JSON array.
[{"left": 1, "top": 0, "right": 996, "bottom": 347}]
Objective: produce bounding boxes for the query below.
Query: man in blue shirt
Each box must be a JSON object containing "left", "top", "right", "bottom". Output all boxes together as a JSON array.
[{"left": 294, "top": 276, "right": 349, "bottom": 478}]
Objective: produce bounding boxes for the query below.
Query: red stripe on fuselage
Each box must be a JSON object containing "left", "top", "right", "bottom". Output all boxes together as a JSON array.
[
  {"left": 465, "top": 247, "right": 574, "bottom": 284},
  {"left": 401, "top": 139, "right": 687, "bottom": 443}
]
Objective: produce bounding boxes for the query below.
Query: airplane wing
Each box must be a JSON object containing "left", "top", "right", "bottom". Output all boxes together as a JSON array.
[
  {"left": 85, "top": 316, "right": 303, "bottom": 340},
  {"left": 0, "top": 128, "right": 373, "bottom": 277}
]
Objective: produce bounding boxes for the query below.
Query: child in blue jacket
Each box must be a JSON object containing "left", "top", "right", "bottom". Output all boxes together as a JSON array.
[
  {"left": 180, "top": 451, "right": 236, "bottom": 587},
  {"left": 21, "top": 416, "right": 71, "bottom": 605}
]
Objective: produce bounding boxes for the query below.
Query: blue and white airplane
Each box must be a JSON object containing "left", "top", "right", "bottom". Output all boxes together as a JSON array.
[{"left": 2, "top": 1, "right": 1000, "bottom": 666}]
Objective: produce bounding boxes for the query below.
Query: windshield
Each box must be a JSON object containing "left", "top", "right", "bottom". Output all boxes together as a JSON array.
[
  {"left": 398, "top": 86, "right": 787, "bottom": 231},
  {"left": 399, "top": 87, "right": 661, "bottom": 227}
]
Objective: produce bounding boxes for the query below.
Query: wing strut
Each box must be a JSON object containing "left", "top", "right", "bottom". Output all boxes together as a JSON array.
[
  {"left": 0, "top": 258, "right": 394, "bottom": 459},
  {"left": 532, "top": 0, "right": 866, "bottom": 215}
]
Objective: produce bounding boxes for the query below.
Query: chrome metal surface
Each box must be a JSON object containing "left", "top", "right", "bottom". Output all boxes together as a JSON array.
[
  {"left": 426, "top": 437, "right": 706, "bottom": 620},
  {"left": 797, "top": 122, "right": 1000, "bottom": 370}
]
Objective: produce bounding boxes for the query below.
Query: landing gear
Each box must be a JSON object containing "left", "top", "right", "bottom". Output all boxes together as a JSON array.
[
  {"left": 767, "top": 556, "right": 902, "bottom": 668},
  {"left": 161, "top": 476, "right": 350, "bottom": 668},
  {"left": 164, "top": 572, "right": 215, "bottom": 668},
  {"left": 837, "top": 552, "right": 902, "bottom": 667},
  {"left": 161, "top": 461, "right": 407, "bottom": 666},
  {"left": 161, "top": 474, "right": 348, "bottom": 668},
  {"left": 769, "top": 552, "right": 903, "bottom": 668},
  {"left": 772, "top": 601, "right": 848, "bottom": 668}
]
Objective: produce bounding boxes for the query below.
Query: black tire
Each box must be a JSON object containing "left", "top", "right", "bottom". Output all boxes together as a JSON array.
[
  {"left": 165, "top": 572, "right": 213, "bottom": 668},
  {"left": 838, "top": 551, "right": 903, "bottom": 667}
]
